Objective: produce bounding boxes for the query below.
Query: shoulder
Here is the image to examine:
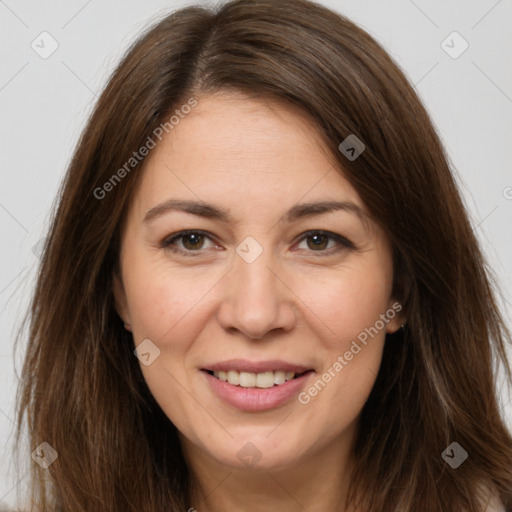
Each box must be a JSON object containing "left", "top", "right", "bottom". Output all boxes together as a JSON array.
[
  {"left": 483, "top": 491, "right": 505, "bottom": 512},
  {"left": 0, "top": 504, "right": 37, "bottom": 512}
]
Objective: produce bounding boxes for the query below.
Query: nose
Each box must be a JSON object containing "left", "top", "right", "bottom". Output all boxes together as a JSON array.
[{"left": 216, "top": 245, "right": 297, "bottom": 340}]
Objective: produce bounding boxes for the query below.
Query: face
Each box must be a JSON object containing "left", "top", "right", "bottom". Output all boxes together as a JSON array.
[{"left": 113, "top": 91, "right": 403, "bottom": 472}]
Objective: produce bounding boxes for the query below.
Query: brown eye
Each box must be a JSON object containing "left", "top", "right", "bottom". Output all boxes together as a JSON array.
[
  {"left": 295, "top": 230, "right": 355, "bottom": 254},
  {"left": 306, "top": 233, "right": 329, "bottom": 250},
  {"left": 181, "top": 233, "right": 205, "bottom": 250},
  {"left": 161, "top": 230, "right": 217, "bottom": 255}
]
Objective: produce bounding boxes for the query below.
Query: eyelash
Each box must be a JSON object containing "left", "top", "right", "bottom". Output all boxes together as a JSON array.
[{"left": 160, "top": 229, "right": 355, "bottom": 257}]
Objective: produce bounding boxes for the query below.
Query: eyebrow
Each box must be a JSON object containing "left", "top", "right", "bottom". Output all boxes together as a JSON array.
[{"left": 143, "top": 198, "right": 369, "bottom": 226}]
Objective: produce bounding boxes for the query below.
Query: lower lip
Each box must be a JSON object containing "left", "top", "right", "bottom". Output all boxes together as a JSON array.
[{"left": 202, "top": 370, "right": 314, "bottom": 411}]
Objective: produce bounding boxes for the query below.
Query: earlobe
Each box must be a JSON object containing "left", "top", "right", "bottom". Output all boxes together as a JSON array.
[
  {"left": 385, "top": 323, "right": 404, "bottom": 334},
  {"left": 385, "top": 299, "right": 407, "bottom": 334},
  {"left": 112, "top": 272, "right": 131, "bottom": 330}
]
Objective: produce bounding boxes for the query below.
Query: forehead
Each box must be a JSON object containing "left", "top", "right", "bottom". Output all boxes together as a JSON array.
[{"left": 128, "top": 91, "right": 371, "bottom": 227}]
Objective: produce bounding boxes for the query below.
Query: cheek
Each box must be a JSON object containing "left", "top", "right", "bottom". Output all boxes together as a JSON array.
[
  {"left": 123, "top": 253, "right": 222, "bottom": 345},
  {"left": 122, "top": 262, "right": 218, "bottom": 429},
  {"left": 294, "top": 262, "right": 393, "bottom": 348},
  {"left": 290, "top": 261, "right": 392, "bottom": 415}
]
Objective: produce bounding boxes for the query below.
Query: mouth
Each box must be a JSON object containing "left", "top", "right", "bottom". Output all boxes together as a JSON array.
[
  {"left": 200, "top": 359, "right": 315, "bottom": 410},
  {"left": 202, "top": 368, "right": 314, "bottom": 389},
  {"left": 201, "top": 363, "right": 315, "bottom": 411}
]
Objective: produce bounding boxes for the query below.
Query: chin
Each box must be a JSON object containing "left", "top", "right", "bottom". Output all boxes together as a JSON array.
[{"left": 200, "top": 430, "right": 310, "bottom": 471}]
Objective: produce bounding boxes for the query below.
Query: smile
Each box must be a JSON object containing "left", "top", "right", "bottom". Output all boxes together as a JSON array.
[
  {"left": 201, "top": 362, "right": 315, "bottom": 411},
  {"left": 206, "top": 369, "right": 308, "bottom": 388}
]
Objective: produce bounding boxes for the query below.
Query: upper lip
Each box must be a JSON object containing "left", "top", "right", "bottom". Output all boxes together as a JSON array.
[{"left": 202, "top": 359, "right": 313, "bottom": 374}]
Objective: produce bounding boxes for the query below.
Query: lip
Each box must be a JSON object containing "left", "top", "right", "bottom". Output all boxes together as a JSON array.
[
  {"left": 201, "top": 368, "right": 315, "bottom": 412},
  {"left": 202, "top": 359, "right": 313, "bottom": 374}
]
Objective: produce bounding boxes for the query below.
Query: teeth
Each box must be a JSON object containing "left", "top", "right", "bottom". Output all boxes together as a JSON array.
[
  {"left": 274, "top": 370, "right": 286, "bottom": 385},
  {"left": 227, "top": 370, "right": 239, "bottom": 385},
  {"left": 212, "top": 369, "right": 298, "bottom": 388},
  {"left": 239, "top": 372, "right": 256, "bottom": 387},
  {"left": 256, "top": 371, "right": 274, "bottom": 388}
]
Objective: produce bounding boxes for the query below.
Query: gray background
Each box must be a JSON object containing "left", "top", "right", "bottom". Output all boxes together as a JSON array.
[{"left": 1, "top": 0, "right": 511, "bottom": 507}]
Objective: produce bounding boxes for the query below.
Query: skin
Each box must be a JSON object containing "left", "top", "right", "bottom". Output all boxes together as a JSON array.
[{"left": 113, "top": 91, "right": 405, "bottom": 512}]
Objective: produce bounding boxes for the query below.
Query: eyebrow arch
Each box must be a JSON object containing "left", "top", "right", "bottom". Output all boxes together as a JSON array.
[
  {"left": 283, "top": 200, "right": 368, "bottom": 225},
  {"left": 143, "top": 199, "right": 369, "bottom": 226},
  {"left": 144, "top": 199, "right": 231, "bottom": 224}
]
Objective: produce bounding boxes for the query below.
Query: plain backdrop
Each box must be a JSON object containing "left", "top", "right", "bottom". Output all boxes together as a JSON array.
[{"left": 1, "top": 0, "right": 511, "bottom": 507}]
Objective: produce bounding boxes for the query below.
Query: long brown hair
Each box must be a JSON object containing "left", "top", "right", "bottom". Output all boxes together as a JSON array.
[{"left": 13, "top": 0, "right": 512, "bottom": 510}]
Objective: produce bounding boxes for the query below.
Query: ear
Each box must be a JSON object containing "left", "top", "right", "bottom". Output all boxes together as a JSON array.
[
  {"left": 113, "top": 271, "right": 132, "bottom": 330},
  {"left": 384, "top": 298, "right": 407, "bottom": 334}
]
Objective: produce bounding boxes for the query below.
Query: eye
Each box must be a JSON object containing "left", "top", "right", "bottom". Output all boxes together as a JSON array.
[
  {"left": 161, "top": 230, "right": 219, "bottom": 256},
  {"left": 294, "top": 230, "right": 355, "bottom": 254},
  {"left": 161, "top": 229, "right": 355, "bottom": 257}
]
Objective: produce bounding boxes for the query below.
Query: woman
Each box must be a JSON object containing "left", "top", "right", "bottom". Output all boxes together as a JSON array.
[{"left": 13, "top": 0, "right": 512, "bottom": 510}]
